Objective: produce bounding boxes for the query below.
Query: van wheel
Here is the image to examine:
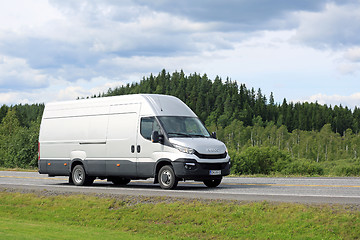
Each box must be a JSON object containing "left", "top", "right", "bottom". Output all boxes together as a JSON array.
[
  {"left": 72, "top": 165, "right": 94, "bottom": 186},
  {"left": 158, "top": 165, "right": 178, "bottom": 190},
  {"left": 111, "top": 177, "right": 131, "bottom": 185},
  {"left": 203, "top": 178, "right": 222, "bottom": 188}
]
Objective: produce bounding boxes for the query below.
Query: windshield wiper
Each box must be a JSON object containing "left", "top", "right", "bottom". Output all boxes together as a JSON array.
[
  {"left": 168, "top": 132, "right": 208, "bottom": 138},
  {"left": 167, "top": 132, "right": 191, "bottom": 137},
  {"left": 188, "top": 134, "right": 207, "bottom": 138}
]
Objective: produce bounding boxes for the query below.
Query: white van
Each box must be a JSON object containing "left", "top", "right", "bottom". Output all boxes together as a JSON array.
[{"left": 38, "top": 94, "right": 230, "bottom": 189}]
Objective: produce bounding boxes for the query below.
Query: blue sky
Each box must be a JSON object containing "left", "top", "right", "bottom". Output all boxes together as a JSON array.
[{"left": 1, "top": 0, "right": 360, "bottom": 108}]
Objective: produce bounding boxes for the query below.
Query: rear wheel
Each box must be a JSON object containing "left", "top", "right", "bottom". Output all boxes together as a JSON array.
[
  {"left": 110, "top": 177, "right": 131, "bottom": 185},
  {"left": 158, "top": 165, "right": 178, "bottom": 189},
  {"left": 72, "top": 165, "right": 94, "bottom": 186},
  {"left": 203, "top": 178, "right": 222, "bottom": 188}
]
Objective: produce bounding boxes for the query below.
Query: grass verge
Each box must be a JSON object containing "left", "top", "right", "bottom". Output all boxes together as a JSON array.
[
  {"left": 0, "top": 217, "right": 154, "bottom": 240},
  {"left": 0, "top": 191, "right": 359, "bottom": 239},
  {"left": 0, "top": 167, "right": 37, "bottom": 172}
]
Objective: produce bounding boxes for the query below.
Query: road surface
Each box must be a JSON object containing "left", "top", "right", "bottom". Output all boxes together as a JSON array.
[{"left": 1, "top": 171, "right": 359, "bottom": 204}]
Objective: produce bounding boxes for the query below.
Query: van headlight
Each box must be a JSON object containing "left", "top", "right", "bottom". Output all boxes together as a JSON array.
[{"left": 173, "top": 144, "right": 195, "bottom": 154}]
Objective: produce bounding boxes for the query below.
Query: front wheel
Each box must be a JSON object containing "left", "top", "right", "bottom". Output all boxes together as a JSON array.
[
  {"left": 158, "top": 165, "right": 178, "bottom": 190},
  {"left": 203, "top": 178, "right": 222, "bottom": 188},
  {"left": 72, "top": 165, "right": 94, "bottom": 186}
]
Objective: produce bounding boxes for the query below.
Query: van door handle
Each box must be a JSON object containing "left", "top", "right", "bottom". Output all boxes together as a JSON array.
[
  {"left": 137, "top": 145, "right": 141, "bottom": 153},
  {"left": 131, "top": 145, "right": 135, "bottom": 153}
]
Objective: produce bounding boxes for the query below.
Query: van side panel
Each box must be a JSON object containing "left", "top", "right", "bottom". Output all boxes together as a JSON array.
[
  {"left": 105, "top": 104, "right": 140, "bottom": 176},
  {"left": 82, "top": 114, "right": 108, "bottom": 175},
  {"left": 40, "top": 116, "right": 88, "bottom": 176},
  {"left": 40, "top": 105, "right": 109, "bottom": 176}
]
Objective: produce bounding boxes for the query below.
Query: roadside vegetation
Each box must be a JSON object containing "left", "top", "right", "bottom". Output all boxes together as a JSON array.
[
  {"left": 1, "top": 191, "right": 359, "bottom": 239},
  {"left": 0, "top": 70, "right": 360, "bottom": 176}
]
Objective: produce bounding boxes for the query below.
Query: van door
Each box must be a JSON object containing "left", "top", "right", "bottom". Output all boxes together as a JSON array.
[
  {"left": 82, "top": 114, "right": 108, "bottom": 175},
  {"left": 106, "top": 103, "right": 140, "bottom": 177},
  {"left": 136, "top": 117, "right": 164, "bottom": 177}
]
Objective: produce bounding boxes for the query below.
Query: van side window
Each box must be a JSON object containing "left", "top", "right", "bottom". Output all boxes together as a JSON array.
[{"left": 140, "top": 117, "right": 161, "bottom": 140}]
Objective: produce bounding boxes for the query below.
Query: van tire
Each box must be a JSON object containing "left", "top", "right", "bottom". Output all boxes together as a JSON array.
[
  {"left": 111, "top": 177, "right": 131, "bottom": 185},
  {"left": 203, "top": 178, "right": 222, "bottom": 188},
  {"left": 158, "top": 165, "right": 178, "bottom": 189},
  {"left": 72, "top": 165, "right": 94, "bottom": 186}
]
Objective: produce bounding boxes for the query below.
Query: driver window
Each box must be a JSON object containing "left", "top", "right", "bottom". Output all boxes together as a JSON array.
[{"left": 140, "top": 117, "right": 161, "bottom": 140}]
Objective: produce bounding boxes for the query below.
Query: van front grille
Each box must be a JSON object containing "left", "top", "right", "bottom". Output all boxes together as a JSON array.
[{"left": 194, "top": 151, "right": 227, "bottom": 159}]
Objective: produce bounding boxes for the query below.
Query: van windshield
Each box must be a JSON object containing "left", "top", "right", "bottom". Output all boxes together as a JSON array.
[{"left": 158, "top": 116, "right": 211, "bottom": 138}]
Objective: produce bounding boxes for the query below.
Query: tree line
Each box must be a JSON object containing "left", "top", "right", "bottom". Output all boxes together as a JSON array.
[
  {"left": 1, "top": 70, "right": 359, "bottom": 175},
  {"left": 0, "top": 106, "right": 43, "bottom": 168},
  {"left": 100, "top": 69, "right": 360, "bottom": 135}
]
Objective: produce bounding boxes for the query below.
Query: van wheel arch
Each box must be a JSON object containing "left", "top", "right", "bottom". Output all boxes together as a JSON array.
[
  {"left": 154, "top": 159, "right": 173, "bottom": 184},
  {"left": 70, "top": 159, "right": 84, "bottom": 172}
]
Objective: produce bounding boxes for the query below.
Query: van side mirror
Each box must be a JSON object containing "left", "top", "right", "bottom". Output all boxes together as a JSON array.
[
  {"left": 151, "top": 131, "right": 163, "bottom": 143},
  {"left": 211, "top": 132, "right": 217, "bottom": 139}
]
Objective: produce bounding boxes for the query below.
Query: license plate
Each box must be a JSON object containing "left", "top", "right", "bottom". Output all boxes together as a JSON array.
[{"left": 209, "top": 170, "right": 221, "bottom": 175}]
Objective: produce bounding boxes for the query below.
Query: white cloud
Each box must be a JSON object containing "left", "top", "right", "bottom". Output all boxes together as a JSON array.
[
  {"left": 0, "top": 92, "right": 20, "bottom": 104},
  {"left": 344, "top": 47, "right": 360, "bottom": 62},
  {"left": 0, "top": 56, "right": 50, "bottom": 91},
  {"left": 0, "top": 76, "right": 128, "bottom": 105},
  {"left": 57, "top": 86, "right": 90, "bottom": 101},
  {"left": 0, "top": 0, "right": 63, "bottom": 31},
  {"left": 54, "top": 76, "right": 128, "bottom": 102},
  {"left": 336, "top": 63, "right": 360, "bottom": 75},
  {"left": 293, "top": 3, "right": 360, "bottom": 48},
  {"left": 331, "top": 47, "right": 360, "bottom": 75},
  {"left": 291, "top": 3, "right": 360, "bottom": 75},
  {"left": 136, "top": 1, "right": 327, "bottom": 31},
  {"left": 305, "top": 93, "right": 360, "bottom": 109}
]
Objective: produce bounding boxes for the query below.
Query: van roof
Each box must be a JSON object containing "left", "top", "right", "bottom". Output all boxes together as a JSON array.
[{"left": 44, "top": 94, "right": 197, "bottom": 118}]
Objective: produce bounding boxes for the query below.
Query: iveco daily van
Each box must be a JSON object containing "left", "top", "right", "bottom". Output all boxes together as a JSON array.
[{"left": 38, "top": 94, "right": 230, "bottom": 189}]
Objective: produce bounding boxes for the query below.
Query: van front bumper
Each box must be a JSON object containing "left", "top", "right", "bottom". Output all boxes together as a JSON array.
[{"left": 172, "top": 158, "right": 230, "bottom": 180}]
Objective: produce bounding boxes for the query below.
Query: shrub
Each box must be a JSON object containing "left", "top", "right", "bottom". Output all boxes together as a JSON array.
[
  {"left": 319, "top": 159, "right": 360, "bottom": 176},
  {"left": 332, "top": 162, "right": 360, "bottom": 176},
  {"left": 282, "top": 158, "right": 324, "bottom": 176},
  {"left": 230, "top": 147, "right": 291, "bottom": 175}
]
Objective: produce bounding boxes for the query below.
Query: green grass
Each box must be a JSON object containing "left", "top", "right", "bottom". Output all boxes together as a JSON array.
[
  {"left": 0, "top": 217, "right": 154, "bottom": 240},
  {"left": 0, "top": 167, "right": 37, "bottom": 172},
  {"left": 1, "top": 191, "right": 359, "bottom": 239}
]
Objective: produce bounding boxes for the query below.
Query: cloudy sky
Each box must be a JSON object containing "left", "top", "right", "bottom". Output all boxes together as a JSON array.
[{"left": 1, "top": 0, "right": 360, "bottom": 108}]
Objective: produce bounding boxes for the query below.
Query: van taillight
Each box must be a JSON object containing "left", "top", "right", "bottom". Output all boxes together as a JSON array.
[{"left": 38, "top": 142, "right": 40, "bottom": 161}]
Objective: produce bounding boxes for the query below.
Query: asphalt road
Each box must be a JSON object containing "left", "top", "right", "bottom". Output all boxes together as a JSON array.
[{"left": 1, "top": 171, "right": 359, "bottom": 204}]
